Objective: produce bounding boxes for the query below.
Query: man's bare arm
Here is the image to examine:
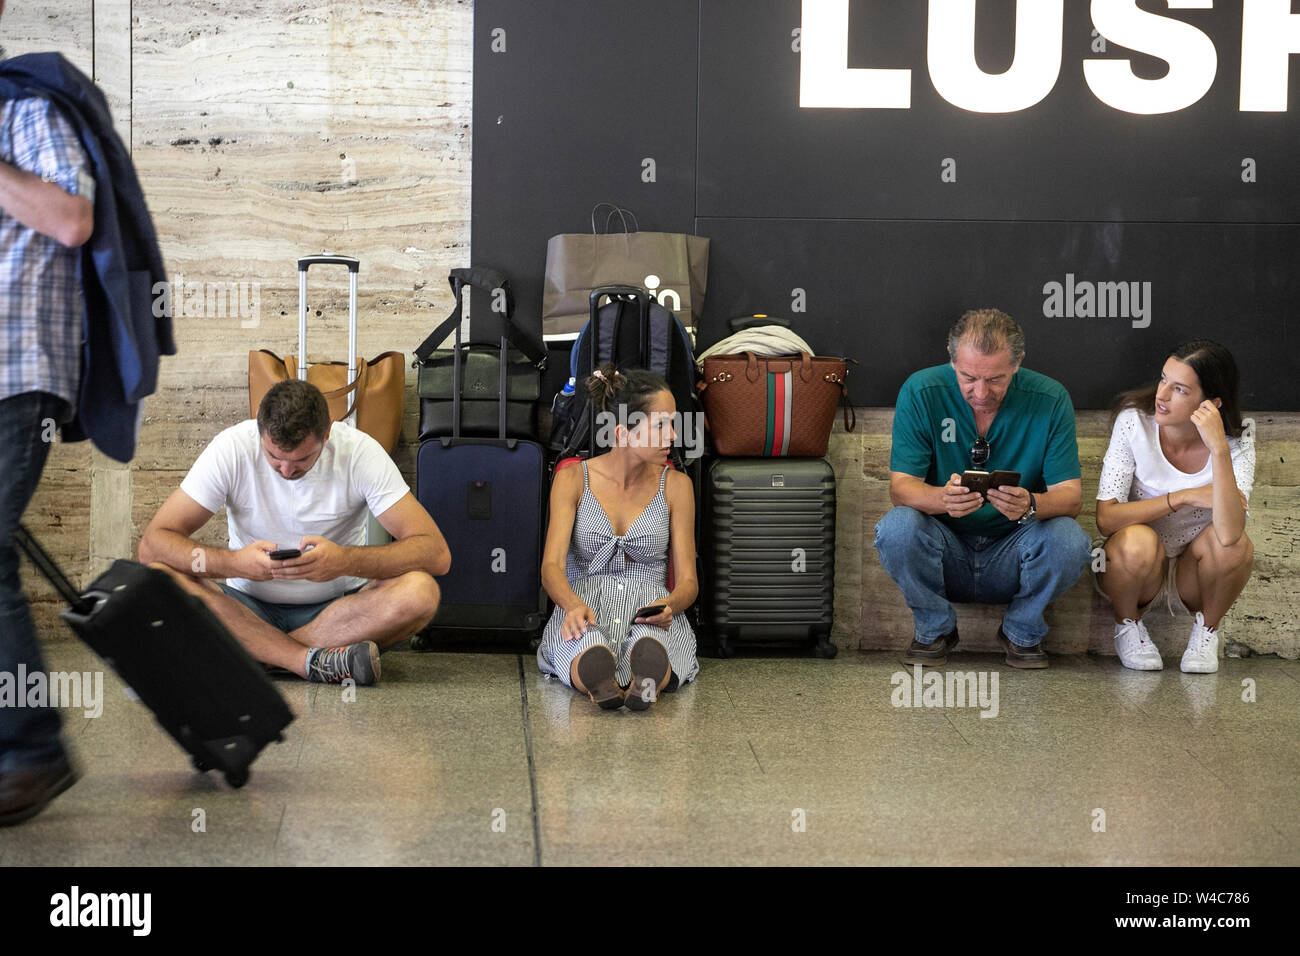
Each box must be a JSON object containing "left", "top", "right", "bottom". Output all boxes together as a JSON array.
[
  {"left": 889, "top": 472, "right": 949, "bottom": 515},
  {"left": 987, "top": 478, "right": 1082, "bottom": 522},
  {"left": 138, "top": 488, "right": 275, "bottom": 580},
  {"left": 0, "top": 160, "right": 93, "bottom": 247},
  {"left": 362, "top": 492, "right": 451, "bottom": 578},
  {"left": 269, "top": 493, "right": 451, "bottom": 584}
]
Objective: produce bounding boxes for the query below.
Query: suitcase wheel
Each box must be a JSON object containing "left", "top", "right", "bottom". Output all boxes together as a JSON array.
[
  {"left": 192, "top": 757, "right": 211, "bottom": 773},
  {"left": 224, "top": 767, "right": 250, "bottom": 789},
  {"left": 813, "top": 638, "right": 839, "bottom": 660}
]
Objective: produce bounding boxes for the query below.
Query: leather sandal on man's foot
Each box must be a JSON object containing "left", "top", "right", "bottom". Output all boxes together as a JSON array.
[
  {"left": 625, "top": 638, "right": 670, "bottom": 712},
  {"left": 576, "top": 646, "right": 623, "bottom": 709}
]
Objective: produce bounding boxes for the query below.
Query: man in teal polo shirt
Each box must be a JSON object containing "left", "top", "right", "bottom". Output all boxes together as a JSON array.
[{"left": 873, "top": 309, "right": 1091, "bottom": 669}]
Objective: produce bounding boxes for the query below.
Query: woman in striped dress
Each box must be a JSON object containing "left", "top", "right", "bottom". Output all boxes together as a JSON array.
[{"left": 537, "top": 366, "right": 699, "bottom": 710}]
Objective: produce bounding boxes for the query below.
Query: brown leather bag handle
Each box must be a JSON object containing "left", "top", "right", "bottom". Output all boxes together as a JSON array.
[
  {"left": 316, "top": 358, "right": 369, "bottom": 400},
  {"left": 323, "top": 359, "right": 369, "bottom": 421},
  {"left": 287, "top": 355, "right": 369, "bottom": 419}
]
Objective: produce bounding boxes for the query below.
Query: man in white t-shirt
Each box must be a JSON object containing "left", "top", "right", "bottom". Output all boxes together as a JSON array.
[{"left": 139, "top": 380, "right": 450, "bottom": 685}]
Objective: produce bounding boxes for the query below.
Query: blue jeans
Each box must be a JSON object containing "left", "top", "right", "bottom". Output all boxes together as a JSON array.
[
  {"left": 873, "top": 506, "right": 1091, "bottom": 647},
  {"left": 0, "top": 392, "right": 70, "bottom": 773}
]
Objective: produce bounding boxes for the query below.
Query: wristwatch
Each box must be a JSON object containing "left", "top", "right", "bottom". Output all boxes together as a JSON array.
[{"left": 1017, "top": 494, "right": 1037, "bottom": 525}]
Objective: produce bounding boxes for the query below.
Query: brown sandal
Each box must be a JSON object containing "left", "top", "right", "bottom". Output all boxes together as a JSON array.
[
  {"left": 625, "top": 638, "right": 670, "bottom": 712},
  {"left": 575, "top": 646, "right": 623, "bottom": 710}
]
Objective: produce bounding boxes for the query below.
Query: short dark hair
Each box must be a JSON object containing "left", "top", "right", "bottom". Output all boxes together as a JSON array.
[
  {"left": 947, "top": 309, "right": 1026, "bottom": 366},
  {"left": 257, "top": 379, "right": 330, "bottom": 449},
  {"left": 1111, "top": 339, "right": 1245, "bottom": 438}
]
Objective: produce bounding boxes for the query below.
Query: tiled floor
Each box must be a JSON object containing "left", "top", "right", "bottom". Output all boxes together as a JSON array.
[{"left": 4, "top": 635, "right": 1298, "bottom": 866}]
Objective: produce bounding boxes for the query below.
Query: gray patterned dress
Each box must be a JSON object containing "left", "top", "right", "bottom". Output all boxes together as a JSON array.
[{"left": 537, "top": 461, "right": 699, "bottom": 691}]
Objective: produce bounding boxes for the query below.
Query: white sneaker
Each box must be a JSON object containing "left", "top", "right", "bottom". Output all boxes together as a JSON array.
[
  {"left": 1114, "top": 618, "right": 1163, "bottom": 670},
  {"left": 1180, "top": 612, "right": 1220, "bottom": 673}
]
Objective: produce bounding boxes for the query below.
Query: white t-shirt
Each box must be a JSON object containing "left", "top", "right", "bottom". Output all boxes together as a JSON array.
[
  {"left": 180, "top": 420, "right": 411, "bottom": 603},
  {"left": 1097, "top": 407, "right": 1255, "bottom": 557}
]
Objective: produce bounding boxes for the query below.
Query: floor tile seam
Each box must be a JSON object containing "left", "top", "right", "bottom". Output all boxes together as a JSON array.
[
  {"left": 291, "top": 725, "right": 309, "bottom": 769},
  {"left": 747, "top": 739, "right": 764, "bottom": 774},
  {"left": 517, "top": 655, "right": 543, "bottom": 868},
  {"left": 1276, "top": 667, "right": 1300, "bottom": 686},
  {"left": 271, "top": 803, "right": 286, "bottom": 852},
  {"left": 942, "top": 711, "right": 973, "bottom": 745}
]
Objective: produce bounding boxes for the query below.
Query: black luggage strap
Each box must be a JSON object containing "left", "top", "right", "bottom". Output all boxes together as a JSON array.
[
  {"left": 412, "top": 268, "right": 545, "bottom": 367},
  {"left": 13, "top": 523, "right": 96, "bottom": 614}
]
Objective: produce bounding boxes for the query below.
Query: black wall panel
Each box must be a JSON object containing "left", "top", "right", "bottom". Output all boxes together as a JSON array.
[
  {"left": 696, "top": 217, "right": 1299, "bottom": 409},
  {"left": 470, "top": 0, "right": 699, "bottom": 341},
  {"left": 472, "top": 0, "right": 1300, "bottom": 408}
]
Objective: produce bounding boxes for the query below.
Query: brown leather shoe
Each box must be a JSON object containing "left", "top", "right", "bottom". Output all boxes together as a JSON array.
[
  {"left": 998, "top": 627, "right": 1049, "bottom": 669},
  {"left": 625, "top": 637, "right": 670, "bottom": 712},
  {"left": 0, "top": 755, "right": 78, "bottom": 827},
  {"left": 575, "top": 645, "right": 623, "bottom": 710},
  {"left": 903, "top": 627, "right": 959, "bottom": 666}
]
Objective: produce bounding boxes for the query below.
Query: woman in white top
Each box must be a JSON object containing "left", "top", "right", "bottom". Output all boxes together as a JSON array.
[{"left": 1095, "top": 340, "right": 1254, "bottom": 673}]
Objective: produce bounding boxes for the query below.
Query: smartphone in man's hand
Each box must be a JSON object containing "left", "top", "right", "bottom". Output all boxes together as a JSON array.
[{"left": 960, "top": 470, "right": 1021, "bottom": 499}]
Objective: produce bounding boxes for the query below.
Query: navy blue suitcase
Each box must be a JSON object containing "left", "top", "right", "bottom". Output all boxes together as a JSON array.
[
  {"left": 14, "top": 525, "right": 294, "bottom": 788},
  {"left": 414, "top": 269, "right": 547, "bottom": 635}
]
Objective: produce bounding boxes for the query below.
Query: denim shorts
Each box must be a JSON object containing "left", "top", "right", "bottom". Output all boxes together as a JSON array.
[{"left": 219, "top": 583, "right": 365, "bottom": 633}]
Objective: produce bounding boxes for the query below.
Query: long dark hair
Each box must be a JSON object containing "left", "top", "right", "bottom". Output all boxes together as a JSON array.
[{"left": 1110, "top": 339, "right": 1244, "bottom": 437}]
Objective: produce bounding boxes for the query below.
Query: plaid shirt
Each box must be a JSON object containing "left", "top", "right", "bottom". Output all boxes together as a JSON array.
[{"left": 0, "top": 96, "right": 94, "bottom": 407}]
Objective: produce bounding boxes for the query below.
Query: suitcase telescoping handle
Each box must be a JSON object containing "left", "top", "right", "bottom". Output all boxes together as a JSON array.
[
  {"left": 13, "top": 524, "right": 96, "bottom": 615},
  {"left": 297, "top": 255, "right": 360, "bottom": 427}
]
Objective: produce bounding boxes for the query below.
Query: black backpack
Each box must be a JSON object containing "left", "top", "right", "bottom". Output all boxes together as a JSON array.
[{"left": 551, "top": 285, "right": 697, "bottom": 459}]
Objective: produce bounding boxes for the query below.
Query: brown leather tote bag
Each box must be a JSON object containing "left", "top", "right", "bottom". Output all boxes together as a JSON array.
[
  {"left": 696, "top": 351, "right": 855, "bottom": 457},
  {"left": 248, "top": 349, "right": 405, "bottom": 454}
]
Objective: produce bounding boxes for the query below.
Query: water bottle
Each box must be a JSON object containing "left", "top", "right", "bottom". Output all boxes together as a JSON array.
[
  {"left": 552, "top": 376, "right": 576, "bottom": 416},
  {"left": 550, "top": 376, "right": 578, "bottom": 450}
]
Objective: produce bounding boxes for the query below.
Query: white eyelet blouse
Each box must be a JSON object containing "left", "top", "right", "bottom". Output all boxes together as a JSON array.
[{"left": 1096, "top": 407, "right": 1255, "bottom": 557}]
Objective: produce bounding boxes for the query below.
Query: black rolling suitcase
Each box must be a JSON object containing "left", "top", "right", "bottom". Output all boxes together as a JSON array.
[
  {"left": 14, "top": 525, "right": 294, "bottom": 788},
  {"left": 702, "top": 457, "right": 838, "bottom": 659},
  {"left": 414, "top": 269, "right": 547, "bottom": 637}
]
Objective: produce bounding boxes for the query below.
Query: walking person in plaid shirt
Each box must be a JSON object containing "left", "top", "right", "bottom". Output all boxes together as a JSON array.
[{"left": 0, "top": 0, "right": 96, "bottom": 826}]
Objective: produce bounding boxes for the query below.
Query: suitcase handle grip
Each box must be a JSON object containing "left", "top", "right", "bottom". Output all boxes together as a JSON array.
[
  {"left": 297, "top": 255, "right": 360, "bottom": 273},
  {"left": 588, "top": 285, "right": 646, "bottom": 314},
  {"left": 14, "top": 524, "right": 96, "bottom": 615}
]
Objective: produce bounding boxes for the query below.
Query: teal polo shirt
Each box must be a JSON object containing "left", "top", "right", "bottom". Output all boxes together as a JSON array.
[{"left": 889, "top": 364, "right": 1081, "bottom": 537}]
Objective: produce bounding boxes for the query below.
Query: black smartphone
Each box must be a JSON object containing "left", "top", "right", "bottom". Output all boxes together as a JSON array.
[
  {"left": 960, "top": 470, "right": 1021, "bottom": 499},
  {"left": 268, "top": 548, "right": 302, "bottom": 561},
  {"left": 635, "top": 604, "right": 667, "bottom": 619}
]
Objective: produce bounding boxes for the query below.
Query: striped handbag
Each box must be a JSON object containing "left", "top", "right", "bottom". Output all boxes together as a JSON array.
[{"left": 696, "top": 351, "right": 854, "bottom": 457}]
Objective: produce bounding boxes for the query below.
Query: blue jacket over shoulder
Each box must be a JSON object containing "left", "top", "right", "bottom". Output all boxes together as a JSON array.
[{"left": 0, "top": 52, "right": 174, "bottom": 462}]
